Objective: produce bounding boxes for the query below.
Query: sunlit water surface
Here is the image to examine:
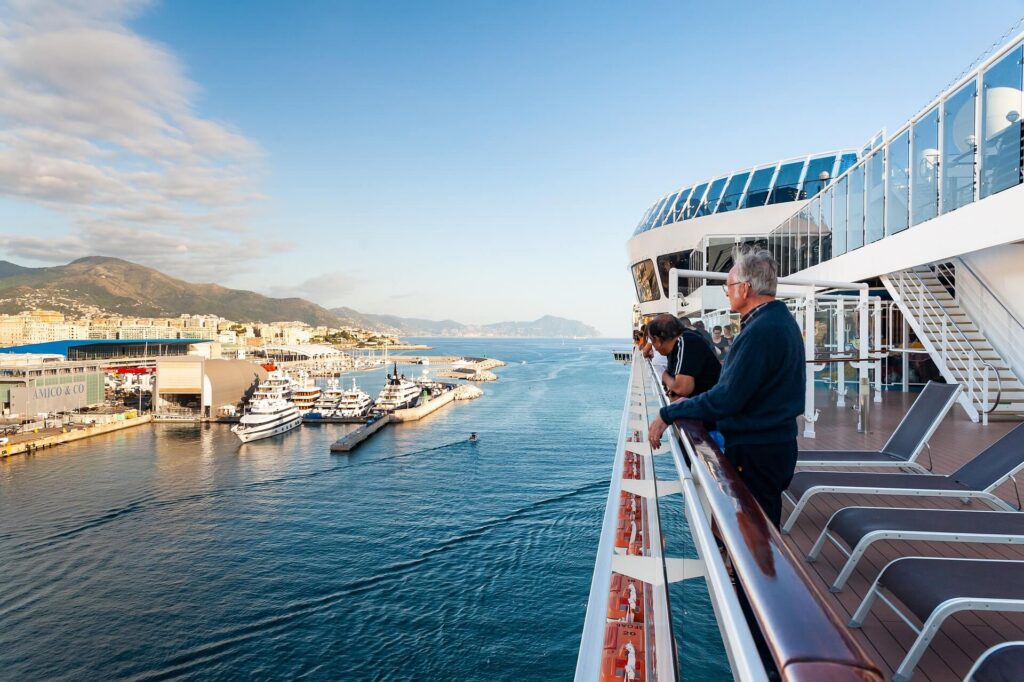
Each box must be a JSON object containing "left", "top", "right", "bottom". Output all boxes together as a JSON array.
[{"left": 0, "top": 339, "right": 728, "bottom": 680}]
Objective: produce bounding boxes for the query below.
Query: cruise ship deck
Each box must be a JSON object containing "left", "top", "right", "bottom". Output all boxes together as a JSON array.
[{"left": 787, "top": 391, "right": 1024, "bottom": 680}]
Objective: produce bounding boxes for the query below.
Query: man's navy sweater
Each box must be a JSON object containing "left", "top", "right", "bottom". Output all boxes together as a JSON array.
[{"left": 659, "top": 300, "right": 805, "bottom": 445}]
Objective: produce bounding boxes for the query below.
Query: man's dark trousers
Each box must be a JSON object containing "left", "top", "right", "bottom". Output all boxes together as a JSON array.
[{"left": 725, "top": 441, "right": 799, "bottom": 528}]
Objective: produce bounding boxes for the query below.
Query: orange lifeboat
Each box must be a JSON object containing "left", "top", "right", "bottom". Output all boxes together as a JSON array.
[
  {"left": 614, "top": 516, "right": 642, "bottom": 550},
  {"left": 606, "top": 573, "right": 646, "bottom": 623},
  {"left": 600, "top": 622, "right": 646, "bottom": 681}
]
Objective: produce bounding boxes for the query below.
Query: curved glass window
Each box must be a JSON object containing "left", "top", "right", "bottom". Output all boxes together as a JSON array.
[
  {"left": 666, "top": 187, "right": 692, "bottom": 225},
  {"left": 847, "top": 165, "right": 865, "bottom": 250},
  {"left": 631, "top": 259, "right": 660, "bottom": 302},
  {"left": 801, "top": 155, "right": 837, "bottom": 198},
  {"left": 865, "top": 150, "right": 885, "bottom": 243},
  {"left": 833, "top": 176, "right": 848, "bottom": 257},
  {"left": 699, "top": 176, "right": 728, "bottom": 216},
  {"left": 716, "top": 171, "right": 750, "bottom": 213},
  {"left": 644, "top": 197, "right": 670, "bottom": 232},
  {"left": 778, "top": 217, "right": 793, "bottom": 276},
  {"left": 941, "top": 80, "right": 977, "bottom": 214},
  {"left": 653, "top": 191, "right": 680, "bottom": 228},
  {"left": 911, "top": 106, "right": 940, "bottom": 225},
  {"left": 768, "top": 161, "right": 805, "bottom": 204},
  {"left": 742, "top": 165, "right": 777, "bottom": 208},
  {"left": 980, "top": 44, "right": 1023, "bottom": 198},
  {"left": 819, "top": 187, "right": 833, "bottom": 261},
  {"left": 684, "top": 182, "right": 709, "bottom": 219},
  {"left": 887, "top": 130, "right": 910, "bottom": 235},
  {"left": 656, "top": 251, "right": 692, "bottom": 296},
  {"left": 837, "top": 153, "right": 858, "bottom": 176},
  {"left": 634, "top": 204, "right": 655, "bottom": 235}
]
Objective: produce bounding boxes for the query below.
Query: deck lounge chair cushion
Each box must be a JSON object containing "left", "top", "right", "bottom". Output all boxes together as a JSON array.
[
  {"left": 796, "top": 450, "right": 905, "bottom": 463},
  {"left": 970, "top": 642, "right": 1024, "bottom": 681},
  {"left": 829, "top": 508, "right": 1024, "bottom": 548},
  {"left": 953, "top": 422, "right": 1024, "bottom": 490},
  {"left": 880, "top": 558, "right": 1024, "bottom": 623},
  {"left": 787, "top": 471, "right": 967, "bottom": 501}
]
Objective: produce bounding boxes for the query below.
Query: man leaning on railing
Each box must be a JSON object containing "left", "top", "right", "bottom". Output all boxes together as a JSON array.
[{"left": 648, "top": 248, "right": 805, "bottom": 527}]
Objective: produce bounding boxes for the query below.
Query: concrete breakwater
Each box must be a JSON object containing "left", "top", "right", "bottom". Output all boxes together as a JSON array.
[{"left": 1, "top": 414, "right": 153, "bottom": 458}]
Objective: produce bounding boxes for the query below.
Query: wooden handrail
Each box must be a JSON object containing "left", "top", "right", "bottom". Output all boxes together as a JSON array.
[{"left": 674, "top": 419, "right": 883, "bottom": 681}]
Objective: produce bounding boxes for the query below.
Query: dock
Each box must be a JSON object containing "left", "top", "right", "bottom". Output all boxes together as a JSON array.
[
  {"left": 1, "top": 414, "right": 153, "bottom": 458},
  {"left": 329, "top": 414, "right": 391, "bottom": 452}
]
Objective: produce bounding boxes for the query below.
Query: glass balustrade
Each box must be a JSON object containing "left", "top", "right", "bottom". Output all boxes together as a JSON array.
[{"left": 763, "top": 37, "right": 1023, "bottom": 273}]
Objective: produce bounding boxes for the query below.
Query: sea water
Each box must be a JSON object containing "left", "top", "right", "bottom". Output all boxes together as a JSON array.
[{"left": 0, "top": 339, "right": 729, "bottom": 680}]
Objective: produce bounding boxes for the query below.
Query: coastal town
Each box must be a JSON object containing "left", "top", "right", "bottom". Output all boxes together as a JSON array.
[{"left": 0, "top": 307, "right": 503, "bottom": 457}]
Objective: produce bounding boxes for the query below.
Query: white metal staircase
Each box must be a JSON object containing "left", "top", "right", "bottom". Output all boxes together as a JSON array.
[{"left": 882, "top": 264, "right": 1024, "bottom": 424}]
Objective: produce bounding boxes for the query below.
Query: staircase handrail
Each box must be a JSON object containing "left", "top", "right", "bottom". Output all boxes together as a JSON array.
[
  {"left": 895, "top": 271, "right": 989, "bottom": 411},
  {"left": 952, "top": 257, "right": 1024, "bottom": 381},
  {"left": 980, "top": 360, "right": 1003, "bottom": 415}
]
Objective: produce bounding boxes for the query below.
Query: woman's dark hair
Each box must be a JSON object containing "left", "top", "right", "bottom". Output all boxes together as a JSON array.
[{"left": 646, "top": 313, "right": 684, "bottom": 341}]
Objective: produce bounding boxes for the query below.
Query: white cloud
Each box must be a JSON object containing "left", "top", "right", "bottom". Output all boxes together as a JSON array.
[
  {"left": 268, "top": 271, "right": 359, "bottom": 306},
  {"left": 0, "top": 0, "right": 268, "bottom": 277}
]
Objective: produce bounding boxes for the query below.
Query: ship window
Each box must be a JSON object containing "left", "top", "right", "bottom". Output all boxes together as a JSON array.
[
  {"left": 696, "top": 177, "right": 725, "bottom": 216},
  {"left": 887, "top": 130, "right": 910, "bottom": 235},
  {"left": 807, "top": 199, "right": 821, "bottom": 266},
  {"left": 631, "top": 259, "right": 661, "bottom": 302},
  {"left": 819, "top": 187, "right": 833, "bottom": 261},
  {"left": 833, "top": 176, "right": 848, "bottom": 257},
  {"left": 911, "top": 106, "right": 940, "bottom": 225},
  {"left": 653, "top": 191, "right": 679, "bottom": 228},
  {"left": 865, "top": 150, "right": 885, "bottom": 243},
  {"left": 980, "top": 44, "right": 1023, "bottom": 199},
  {"left": 941, "top": 79, "right": 978, "bottom": 214},
  {"left": 837, "top": 153, "right": 858, "bottom": 176},
  {"left": 801, "top": 155, "right": 837, "bottom": 198},
  {"left": 646, "top": 197, "right": 670, "bottom": 231},
  {"left": 716, "top": 171, "right": 750, "bottom": 213},
  {"left": 706, "top": 237, "right": 736, "bottom": 274},
  {"left": 633, "top": 206, "right": 654, "bottom": 235},
  {"left": 656, "top": 250, "right": 692, "bottom": 296},
  {"left": 742, "top": 165, "right": 776, "bottom": 208},
  {"left": 768, "top": 161, "right": 805, "bottom": 204},
  {"left": 684, "top": 182, "right": 708, "bottom": 219},
  {"left": 667, "top": 187, "right": 692, "bottom": 224}
]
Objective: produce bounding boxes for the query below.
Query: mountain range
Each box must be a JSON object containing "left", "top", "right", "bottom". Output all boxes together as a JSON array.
[{"left": 0, "top": 257, "right": 600, "bottom": 337}]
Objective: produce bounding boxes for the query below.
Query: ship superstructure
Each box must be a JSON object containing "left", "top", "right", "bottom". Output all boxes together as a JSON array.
[{"left": 579, "top": 29, "right": 1024, "bottom": 682}]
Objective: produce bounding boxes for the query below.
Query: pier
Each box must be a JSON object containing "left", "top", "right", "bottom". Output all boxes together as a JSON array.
[
  {"left": 1, "top": 414, "right": 153, "bottom": 458},
  {"left": 329, "top": 414, "right": 391, "bottom": 452}
]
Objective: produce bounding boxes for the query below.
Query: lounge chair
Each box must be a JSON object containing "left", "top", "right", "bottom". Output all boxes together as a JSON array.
[
  {"left": 806, "top": 506, "right": 1024, "bottom": 591},
  {"left": 965, "top": 641, "right": 1024, "bottom": 681},
  {"left": 797, "top": 381, "right": 960, "bottom": 470},
  {"left": 850, "top": 557, "right": 1024, "bottom": 682},
  {"left": 781, "top": 422, "right": 1024, "bottom": 534}
]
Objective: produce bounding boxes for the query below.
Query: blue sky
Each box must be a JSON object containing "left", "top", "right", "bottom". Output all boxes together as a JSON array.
[{"left": 1, "top": 0, "right": 1023, "bottom": 335}]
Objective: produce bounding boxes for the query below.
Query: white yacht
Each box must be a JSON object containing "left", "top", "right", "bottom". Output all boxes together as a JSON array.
[
  {"left": 336, "top": 378, "right": 374, "bottom": 418},
  {"left": 231, "top": 382, "right": 301, "bottom": 443},
  {"left": 252, "top": 369, "right": 294, "bottom": 401},
  {"left": 289, "top": 371, "right": 321, "bottom": 414},
  {"left": 375, "top": 364, "right": 421, "bottom": 411},
  {"left": 307, "top": 378, "right": 346, "bottom": 418}
]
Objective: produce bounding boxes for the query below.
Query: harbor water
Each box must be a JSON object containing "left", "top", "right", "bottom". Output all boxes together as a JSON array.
[{"left": 0, "top": 338, "right": 728, "bottom": 680}]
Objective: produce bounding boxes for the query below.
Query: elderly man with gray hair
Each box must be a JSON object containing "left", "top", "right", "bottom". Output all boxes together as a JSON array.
[{"left": 648, "top": 248, "right": 805, "bottom": 527}]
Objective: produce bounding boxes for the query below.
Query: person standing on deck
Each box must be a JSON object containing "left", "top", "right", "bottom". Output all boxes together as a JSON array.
[
  {"left": 646, "top": 314, "right": 720, "bottom": 401},
  {"left": 647, "top": 248, "right": 805, "bottom": 527}
]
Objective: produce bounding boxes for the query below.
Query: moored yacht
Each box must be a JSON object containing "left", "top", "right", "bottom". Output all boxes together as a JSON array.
[
  {"left": 375, "top": 363, "right": 421, "bottom": 411},
  {"left": 307, "top": 378, "right": 346, "bottom": 418},
  {"left": 289, "top": 371, "right": 321, "bottom": 414},
  {"left": 336, "top": 378, "right": 374, "bottom": 418},
  {"left": 231, "top": 383, "right": 301, "bottom": 443}
]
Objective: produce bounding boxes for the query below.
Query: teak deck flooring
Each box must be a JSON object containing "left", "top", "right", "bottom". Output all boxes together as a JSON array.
[{"left": 786, "top": 389, "right": 1024, "bottom": 681}]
